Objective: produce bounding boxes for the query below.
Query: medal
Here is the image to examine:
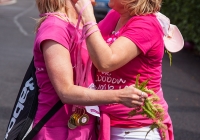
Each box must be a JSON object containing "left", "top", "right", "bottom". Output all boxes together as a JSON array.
[
  {"left": 78, "top": 114, "right": 89, "bottom": 125},
  {"left": 74, "top": 108, "right": 82, "bottom": 126},
  {"left": 68, "top": 119, "right": 77, "bottom": 129},
  {"left": 68, "top": 108, "right": 78, "bottom": 129},
  {"left": 68, "top": 107, "right": 89, "bottom": 129}
]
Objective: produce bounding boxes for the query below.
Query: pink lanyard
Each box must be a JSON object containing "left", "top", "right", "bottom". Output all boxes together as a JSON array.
[{"left": 39, "top": 12, "right": 70, "bottom": 22}]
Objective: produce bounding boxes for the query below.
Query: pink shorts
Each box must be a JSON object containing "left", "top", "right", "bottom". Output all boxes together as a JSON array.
[{"left": 32, "top": 123, "right": 97, "bottom": 140}]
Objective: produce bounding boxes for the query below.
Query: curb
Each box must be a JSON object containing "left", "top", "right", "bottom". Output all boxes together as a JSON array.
[{"left": 0, "top": 0, "right": 16, "bottom": 6}]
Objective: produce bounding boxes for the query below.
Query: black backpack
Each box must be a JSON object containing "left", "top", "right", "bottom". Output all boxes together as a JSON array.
[{"left": 4, "top": 58, "right": 63, "bottom": 140}]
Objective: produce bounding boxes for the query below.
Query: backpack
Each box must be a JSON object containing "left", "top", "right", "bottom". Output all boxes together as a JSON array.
[{"left": 4, "top": 58, "right": 63, "bottom": 140}]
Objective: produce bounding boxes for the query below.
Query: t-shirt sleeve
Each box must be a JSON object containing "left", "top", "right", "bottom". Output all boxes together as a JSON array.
[
  {"left": 98, "top": 10, "right": 120, "bottom": 38},
  {"left": 36, "top": 24, "right": 71, "bottom": 52},
  {"left": 121, "top": 17, "right": 155, "bottom": 55}
]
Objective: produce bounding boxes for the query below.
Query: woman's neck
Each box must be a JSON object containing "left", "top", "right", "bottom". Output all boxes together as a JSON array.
[
  {"left": 115, "top": 13, "right": 131, "bottom": 32},
  {"left": 60, "top": 1, "right": 80, "bottom": 26}
]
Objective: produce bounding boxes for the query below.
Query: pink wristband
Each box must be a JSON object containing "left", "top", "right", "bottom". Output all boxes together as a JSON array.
[
  {"left": 80, "top": 21, "right": 99, "bottom": 41},
  {"left": 85, "top": 28, "right": 99, "bottom": 38}
]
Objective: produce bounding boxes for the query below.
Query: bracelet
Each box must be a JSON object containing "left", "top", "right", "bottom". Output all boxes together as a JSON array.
[
  {"left": 85, "top": 28, "right": 99, "bottom": 38},
  {"left": 81, "top": 21, "right": 100, "bottom": 40},
  {"left": 83, "top": 21, "right": 97, "bottom": 34}
]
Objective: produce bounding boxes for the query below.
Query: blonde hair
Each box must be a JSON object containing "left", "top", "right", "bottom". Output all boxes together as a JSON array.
[
  {"left": 122, "top": 0, "right": 162, "bottom": 16},
  {"left": 35, "top": 0, "right": 68, "bottom": 31}
]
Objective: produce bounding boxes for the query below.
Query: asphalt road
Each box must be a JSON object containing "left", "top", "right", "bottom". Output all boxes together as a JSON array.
[{"left": 0, "top": 0, "right": 200, "bottom": 140}]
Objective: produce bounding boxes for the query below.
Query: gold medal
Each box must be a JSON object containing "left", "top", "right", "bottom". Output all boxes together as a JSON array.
[
  {"left": 68, "top": 108, "right": 78, "bottom": 128},
  {"left": 77, "top": 108, "right": 89, "bottom": 125},
  {"left": 75, "top": 108, "right": 82, "bottom": 126},
  {"left": 78, "top": 114, "right": 89, "bottom": 125},
  {"left": 68, "top": 119, "right": 77, "bottom": 129},
  {"left": 69, "top": 113, "right": 76, "bottom": 125},
  {"left": 68, "top": 107, "right": 90, "bottom": 129}
]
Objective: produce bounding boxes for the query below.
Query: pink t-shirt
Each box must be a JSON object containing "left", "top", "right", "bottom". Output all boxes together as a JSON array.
[
  {"left": 33, "top": 15, "right": 95, "bottom": 127},
  {"left": 97, "top": 10, "right": 164, "bottom": 91},
  {"left": 97, "top": 10, "right": 173, "bottom": 140}
]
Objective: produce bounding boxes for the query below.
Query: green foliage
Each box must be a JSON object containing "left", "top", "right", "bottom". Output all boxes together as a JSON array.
[
  {"left": 161, "top": 0, "right": 200, "bottom": 51},
  {"left": 128, "top": 74, "right": 167, "bottom": 140}
]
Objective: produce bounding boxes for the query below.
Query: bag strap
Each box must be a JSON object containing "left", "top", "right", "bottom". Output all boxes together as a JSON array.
[
  {"left": 23, "top": 100, "right": 63, "bottom": 140},
  {"left": 23, "top": 58, "right": 64, "bottom": 140}
]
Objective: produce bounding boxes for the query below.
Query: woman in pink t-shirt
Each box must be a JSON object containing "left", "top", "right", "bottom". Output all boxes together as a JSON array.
[
  {"left": 74, "top": 0, "right": 183, "bottom": 139},
  {"left": 32, "top": 0, "right": 148, "bottom": 140}
]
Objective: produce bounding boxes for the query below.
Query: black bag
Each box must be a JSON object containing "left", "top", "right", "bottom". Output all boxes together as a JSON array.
[{"left": 4, "top": 58, "right": 63, "bottom": 140}]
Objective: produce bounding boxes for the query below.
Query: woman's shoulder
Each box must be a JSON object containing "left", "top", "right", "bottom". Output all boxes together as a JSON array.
[
  {"left": 98, "top": 10, "right": 120, "bottom": 26},
  {"left": 34, "top": 16, "right": 73, "bottom": 53},
  {"left": 37, "top": 16, "right": 76, "bottom": 37},
  {"left": 98, "top": 10, "right": 120, "bottom": 37},
  {"left": 125, "top": 14, "right": 162, "bottom": 33},
  {"left": 128, "top": 14, "right": 157, "bottom": 25},
  {"left": 106, "top": 9, "right": 120, "bottom": 18},
  {"left": 39, "top": 16, "right": 69, "bottom": 29}
]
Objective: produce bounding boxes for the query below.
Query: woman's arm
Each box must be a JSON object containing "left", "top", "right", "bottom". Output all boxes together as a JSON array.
[
  {"left": 75, "top": 0, "right": 141, "bottom": 72},
  {"left": 86, "top": 32, "right": 141, "bottom": 72},
  {"left": 41, "top": 40, "right": 146, "bottom": 107}
]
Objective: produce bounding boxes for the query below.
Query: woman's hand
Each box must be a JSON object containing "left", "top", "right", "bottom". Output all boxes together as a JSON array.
[
  {"left": 75, "top": 0, "right": 96, "bottom": 24},
  {"left": 118, "top": 86, "right": 148, "bottom": 108}
]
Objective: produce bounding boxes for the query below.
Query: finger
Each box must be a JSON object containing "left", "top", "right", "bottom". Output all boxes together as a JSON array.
[
  {"left": 138, "top": 90, "right": 148, "bottom": 98},
  {"left": 138, "top": 96, "right": 145, "bottom": 102},
  {"left": 132, "top": 95, "right": 144, "bottom": 104},
  {"left": 125, "top": 87, "right": 146, "bottom": 101},
  {"left": 126, "top": 86, "right": 148, "bottom": 98},
  {"left": 131, "top": 100, "right": 143, "bottom": 107}
]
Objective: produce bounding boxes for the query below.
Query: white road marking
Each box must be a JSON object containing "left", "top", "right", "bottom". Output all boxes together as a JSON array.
[{"left": 13, "top": 1, "right": 35, "bottom": 36}]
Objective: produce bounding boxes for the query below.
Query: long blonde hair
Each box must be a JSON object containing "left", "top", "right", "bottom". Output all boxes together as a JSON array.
[
  {"left": 122, "top": 0, "right": 162, "bottom": 16},
  {"left": 35, "top": 0, "right": 68, "bottom": 31}
]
